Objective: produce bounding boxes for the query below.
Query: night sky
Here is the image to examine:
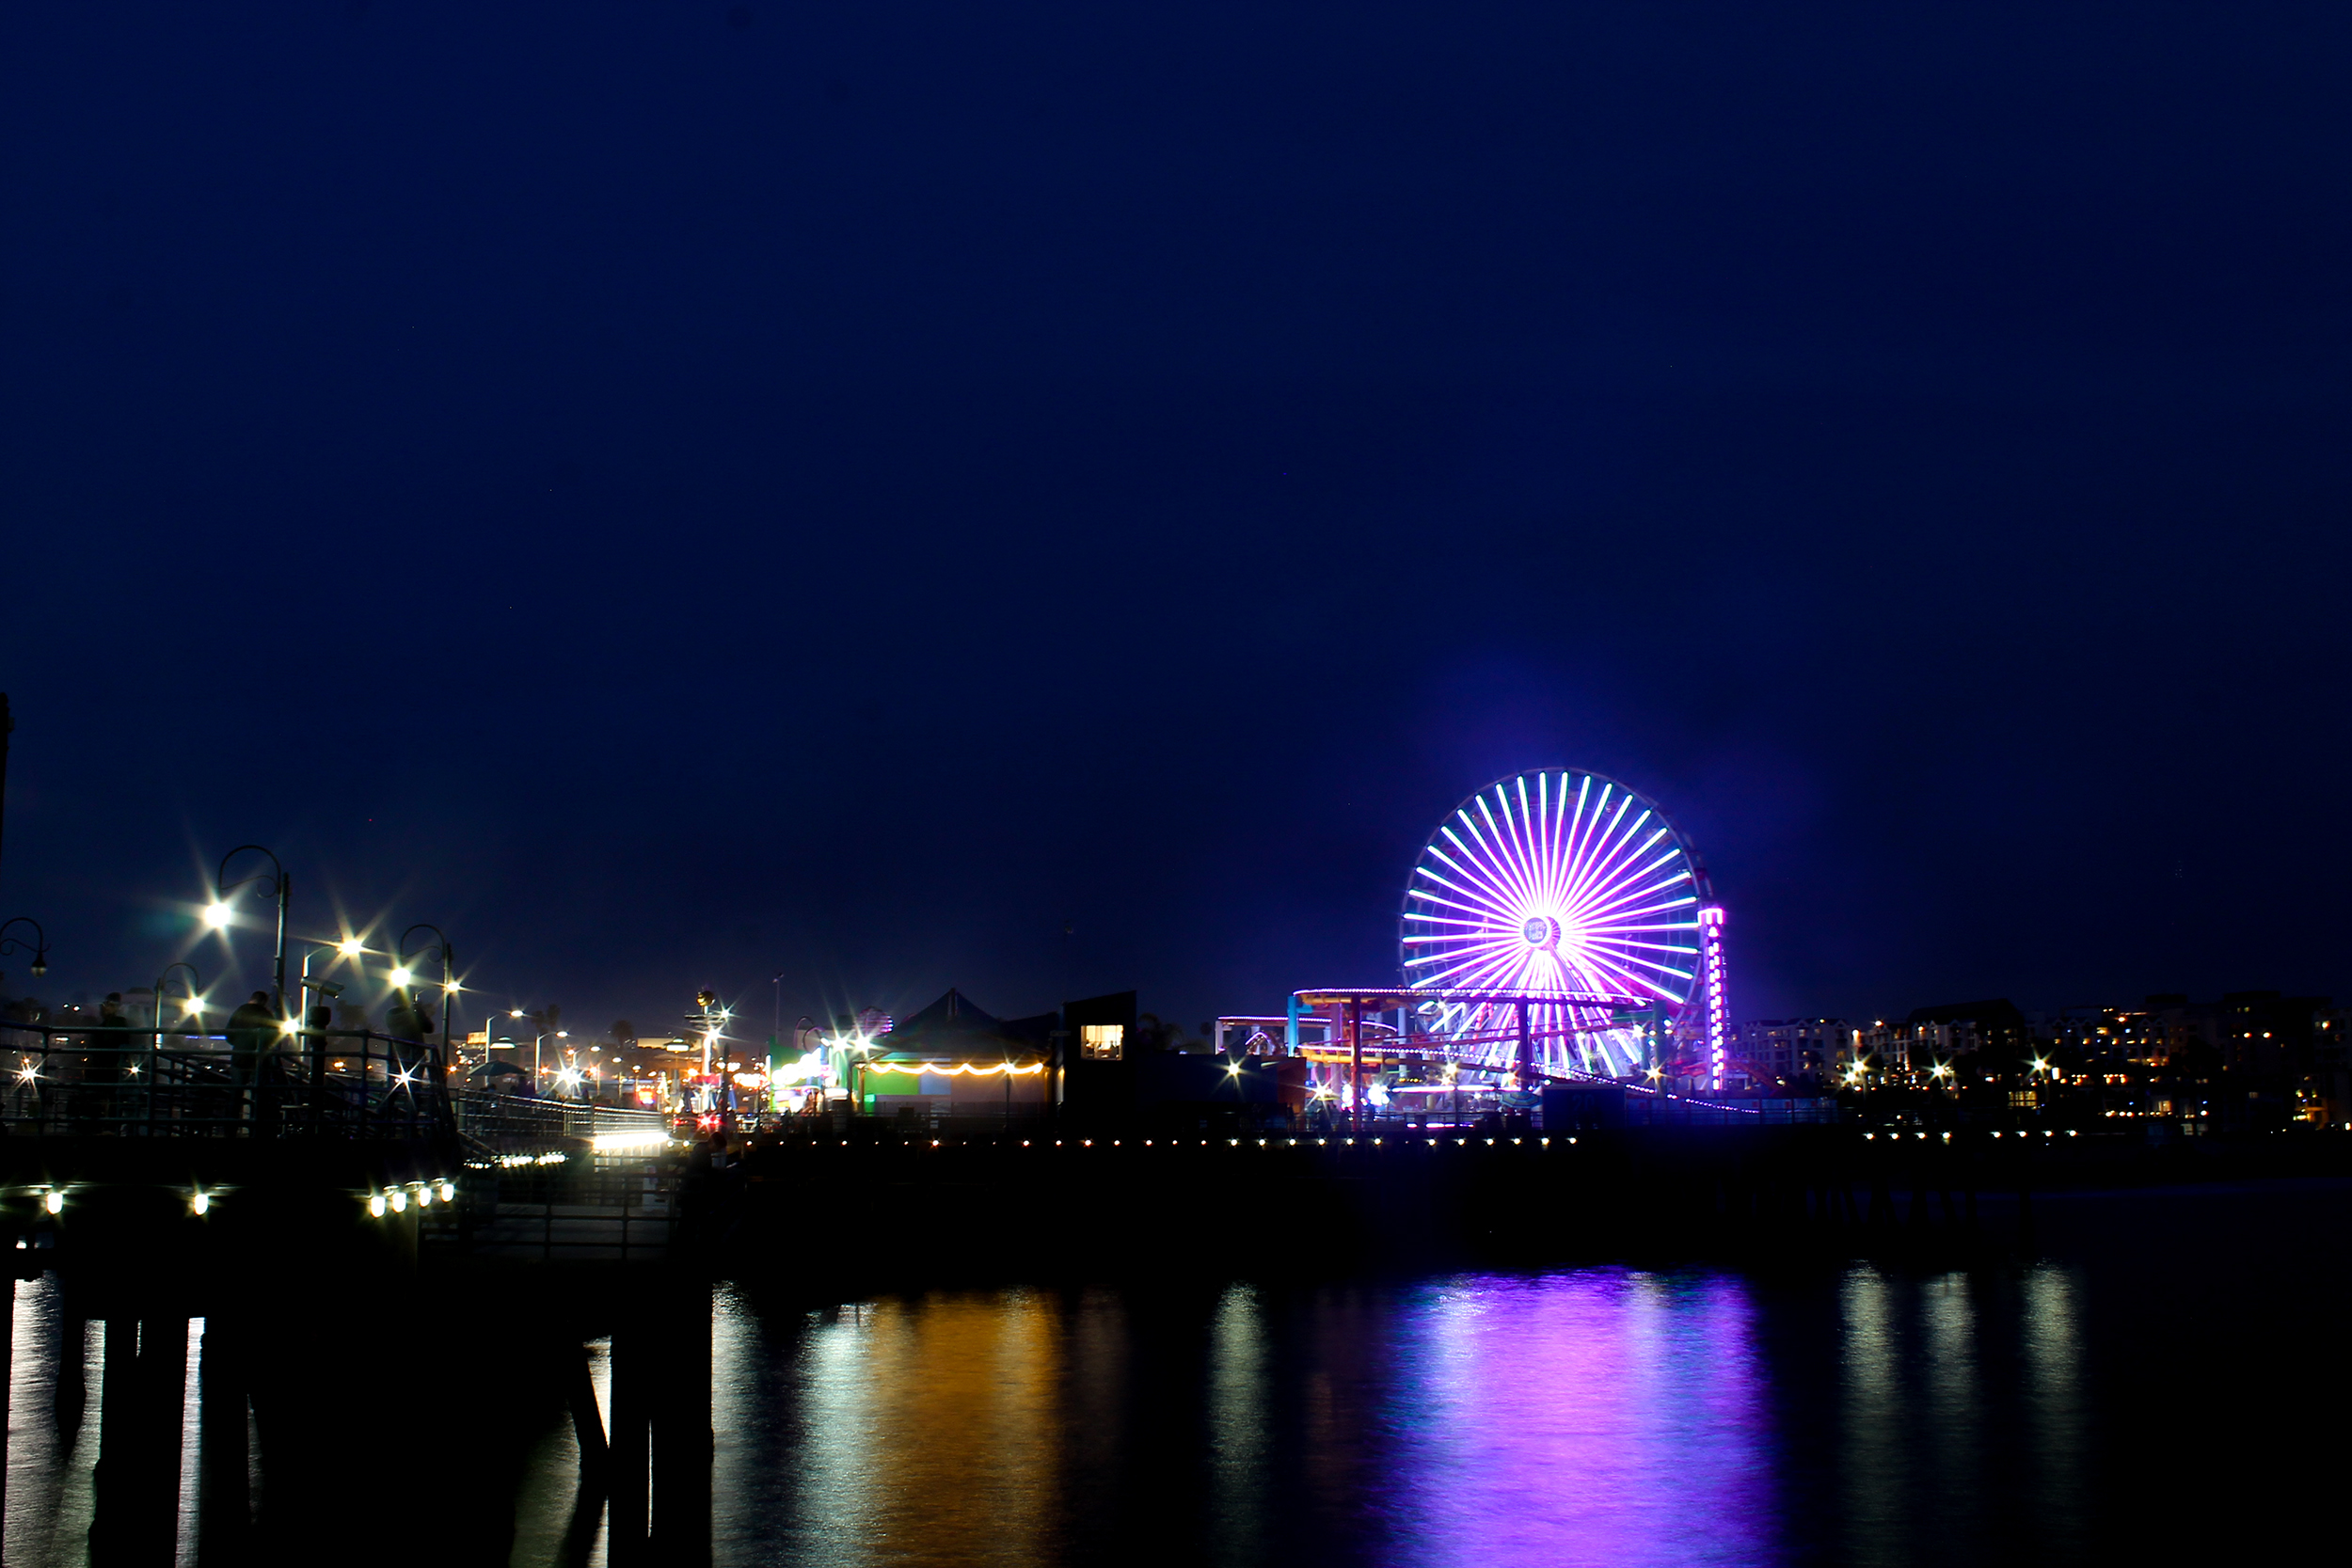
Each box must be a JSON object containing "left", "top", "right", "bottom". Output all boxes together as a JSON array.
[{"left": 3, "top": 3, "right": 2346, "bottom": 1043}]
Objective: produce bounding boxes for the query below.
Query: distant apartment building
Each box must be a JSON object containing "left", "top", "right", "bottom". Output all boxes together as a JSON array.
[
  {"left": 2044, "top": 1005, "right": 2179, "bottom": 1069},
  {"left": 1851, "top": 1018, "right": 1978, "bottom": 1078},
  {"left": 1840, "top": 999, "right": 2027, "bottom": 1082},
  {"left": 1730, "top": 1019, "right": 1850, "bottom": 1086}
]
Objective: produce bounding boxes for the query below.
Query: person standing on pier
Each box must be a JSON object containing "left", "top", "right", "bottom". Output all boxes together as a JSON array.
[
  {"left": 94, "top": 991, "right": 133, "bottom": 1129},
  {"left": 227, "top": 990, "right": 274, "bottom": 1125}
]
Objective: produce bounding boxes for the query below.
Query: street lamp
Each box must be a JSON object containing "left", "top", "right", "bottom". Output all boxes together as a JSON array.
[
  {"left": 694, "top": 988, "right": 721, "bottom": 1092},
  {"left": 213, "top": 846, "right": 291, "bottom": 1022},
  {"left": 289, "top": 934, "right": 372, "bottom": 1093},
  {"left": 0, "top": 916, "right": 48, "bottom": 980},
  {"left": 151, "top": 960, "right": 201, "bottom": 1130},
  {"left": 397, "top": 923, "right": 459, "bottom": 1073}
]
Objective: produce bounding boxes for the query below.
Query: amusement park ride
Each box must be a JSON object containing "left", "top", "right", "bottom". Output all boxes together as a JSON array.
[{"left": 1236, "top": 769, "right": 1738, "bottom": 1126}]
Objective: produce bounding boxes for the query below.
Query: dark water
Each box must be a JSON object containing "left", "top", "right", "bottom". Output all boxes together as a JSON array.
[{"left": 8, "top": 1180, "right": 2348, "bottom": 1564}]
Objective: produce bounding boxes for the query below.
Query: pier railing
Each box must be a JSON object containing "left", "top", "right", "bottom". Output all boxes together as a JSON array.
[{"left": 0, "top": 1022, "right": 455, "bottom": 1142}]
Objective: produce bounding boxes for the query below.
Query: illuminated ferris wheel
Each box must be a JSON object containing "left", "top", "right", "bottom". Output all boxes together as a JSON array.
[{"left": 1399, "top": 769, "right": 1728, "bottom": 1084}]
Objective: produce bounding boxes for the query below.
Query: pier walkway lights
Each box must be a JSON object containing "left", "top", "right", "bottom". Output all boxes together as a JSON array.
[
  {"left": 42, "top": 1190, "right": 63, "bottom": 1214},
  {"left": 213, "top": 845, "right": 293, "bottom": 1022},
  {"left": 0, "top": 916, "right": 49, "bottom": 979}
]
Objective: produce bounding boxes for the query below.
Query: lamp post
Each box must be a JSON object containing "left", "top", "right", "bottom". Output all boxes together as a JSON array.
[
  {"left": 289, "top": 934, "right": 366, "bottom": 1117},
  {"left": 0, "top": 916, "right": 49, "bottom": 983},
  {"left": 398, "top": 925, "right": 459, "bottom": 1111},
  {"left": 151, "top": 961, "right": 201, "bottom": 1132},
  {"left": 212, "top": 846, "right": 291, "bottom": 1023}
]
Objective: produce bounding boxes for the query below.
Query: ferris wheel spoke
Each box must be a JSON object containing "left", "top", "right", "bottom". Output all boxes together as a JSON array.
[
  {"left": 1546, "top": 773, "right": 1585, "bottom": 906},
  {"left": 1591, "top": 940, "right": 1701, "bottom": 963},
  {"left": 1567, "top": 841, "right": 1686, "bottom": 917},
  {"left": 1559, "top": 779, "right": 1609, "bottom": 909},
  {"left": 1572, "top": 873, "right": 1699, "bottom": 927},
  {"left": 1408, "top": 943, "right": 1524, "bottom": 988},
  {"left": 1559, "top": 800, "right": 1647, "bottom": 913},
  {"left": 1414, "top": 864, "right": 1522, "bottom": 927},
  {"left": 1565, "top": 835, "right": 1680, "bottom": 924},
  {"left": 1583, "top": 944, "right": 1696, "bottom": 983},
  {"left": 1485, "top": 786, "right": 1549, "bottom": 911},
  {"left": 1438, "top": 822, "right": 1534, "bottom": 915},
  {"left": 1506, "top": 777, "right": 1547, "bottom": 905},
  {"left": 1463, "top": 799, "right": 1540, "bottom": 911},
  {"left": 1534, "top": 773, "right": 1559, "bottom": 899},
  {"left": 1581, "top": 869, "right": 1693, "bottom": 930},
  {"left": 1412, "top": 871, "right": 1516, "bottom": 925}
]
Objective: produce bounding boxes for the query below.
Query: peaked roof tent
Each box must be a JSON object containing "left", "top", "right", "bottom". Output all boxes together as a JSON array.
[{"left": 871, "top": 988, "right": 1057, "bottom": 1060}]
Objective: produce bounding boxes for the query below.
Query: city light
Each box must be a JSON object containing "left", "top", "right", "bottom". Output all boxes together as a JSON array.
[
  {"left": 43, "top": 1191, "right": 63, "bottom": 1213},
  {"left": 593, "top": 1129, "right": 670, "bottom": 1153},
  {"left": 192, "top": 1192, "right": 210, "bottom": 1215},
  {"left": 389, "top": 966, "right": 413, "bottom": 987},
  {"left": 368, "top": 1194, "right": 387, "bottom": 1216},
  {"left": 338, "top": 936, "right": 364, "bottom": 957},
  {"left": 202, "top": 903, "right": 230, "bottom": 928},
  {"left": 438, "top": 1180, "right": 455, "bottom": 1201},
  {"left": 388, "top": 1189, "right": 407, "bottom": 1212}
]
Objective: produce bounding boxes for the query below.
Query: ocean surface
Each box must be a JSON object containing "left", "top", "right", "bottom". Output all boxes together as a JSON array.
[{"left": 8, "top": 1179, "right": 2347, "bottom": 1565}]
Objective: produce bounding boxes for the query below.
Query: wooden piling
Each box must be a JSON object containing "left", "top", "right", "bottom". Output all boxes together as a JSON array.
[
  {"left": 607, "top": 1322, "right": 650, "bottom": 1560},
  {"left": 196, "top": 1320, "right": 248, "bottom": 1566}
]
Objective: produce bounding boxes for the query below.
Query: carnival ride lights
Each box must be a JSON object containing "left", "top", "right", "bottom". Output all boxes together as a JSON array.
[{"left": 1399, "top": 769, "right": 1729, "bottom": 1088}]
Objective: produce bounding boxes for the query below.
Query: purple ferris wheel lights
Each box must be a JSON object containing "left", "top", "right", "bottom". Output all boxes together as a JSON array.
[{"left": 1400, "top": 770, "right": 1719, "bottom": 1080}]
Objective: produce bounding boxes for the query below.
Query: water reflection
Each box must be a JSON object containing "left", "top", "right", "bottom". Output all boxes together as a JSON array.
[
  {"left": 1836, "top": 1270, "right": 2086, "bottom": 1567},
  {"left": 0, "top": 1262, "right": 2096, "bottom": 1565},
  {"left": 1378, "top": 1273, "right": 1774, "bottom": 1566},
  {"left": 698, "top": 1266, "right": 2087, "bottom": 1567}
]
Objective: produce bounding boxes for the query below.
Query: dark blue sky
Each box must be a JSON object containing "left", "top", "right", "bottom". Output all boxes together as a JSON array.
[{"left": 3, "top": 2, "right": 2345, "bottom": 1040}]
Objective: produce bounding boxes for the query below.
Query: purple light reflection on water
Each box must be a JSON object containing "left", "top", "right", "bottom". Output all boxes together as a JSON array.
[{"left": 1377, "top": 1270, "right": 1775, "bottom": 1568}]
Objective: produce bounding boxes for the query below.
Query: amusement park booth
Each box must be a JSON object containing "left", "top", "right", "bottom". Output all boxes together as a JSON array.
[
  {"left": 1057, "top": 990, "right": 1290, "bottom": 1130},
  {"left": 852, "top": 989, "right": 1054, "bottom": 1120}
]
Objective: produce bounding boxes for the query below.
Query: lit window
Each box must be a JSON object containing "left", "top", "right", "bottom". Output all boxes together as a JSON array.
[{"left": 1081, "top": 1024, "right": 1124, "bottom": 1062}]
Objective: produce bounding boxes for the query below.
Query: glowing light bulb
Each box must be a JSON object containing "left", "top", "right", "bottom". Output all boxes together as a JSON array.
[
  {"left": 43, "top": 1191, "right": 64, "bottom": 1214},
  {"left": 368, "top": 1194, "right": 387, "bottom": 1216},
  {"left": 202, "top": 904, "right": 230, "bottom": 928},
  {"left": 338, "top": 937, "right": 364, "bottom": 957},
  {"left": 192, "top": 1193, "right": 210, "bottom": 1215},
  {"left": 389, "top": 967, "right": 414, "bottom": 988},
  {"left": 388, "top": 1190, "right": 407, "bottom": 1213}
]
